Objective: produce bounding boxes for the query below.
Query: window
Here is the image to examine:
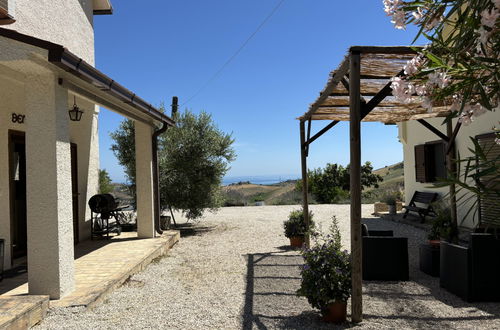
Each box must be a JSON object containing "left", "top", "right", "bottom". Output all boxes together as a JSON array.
[
  {"left": 476, "top": 133, "right": 500, "bottom": 226},
  {"left": 414, "top": 141, "right": 447, "bottom": 183}
]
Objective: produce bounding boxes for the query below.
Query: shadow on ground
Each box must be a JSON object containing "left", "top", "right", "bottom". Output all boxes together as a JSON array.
[
  {"left": 242, "top": 251, "right": 353, "bottom": 329},
  {"left": 174, "top": 222, "right": 218, "bottom": 238},
  {"left": 241, "top": 217, "right": 500, "bottom": 329}
]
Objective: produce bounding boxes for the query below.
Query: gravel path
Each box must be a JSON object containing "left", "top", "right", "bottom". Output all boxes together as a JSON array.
[{"left": 36, "top": 205, "right": 500, "bottom": 329}]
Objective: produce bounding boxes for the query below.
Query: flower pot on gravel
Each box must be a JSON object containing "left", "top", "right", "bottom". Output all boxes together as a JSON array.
[
  {"left": 297, "top": 216, "right": 351, "bottom": 324},
  {"left": 388, "top": 204, "right": 397, "bottom": 215},
  {"left": 289, "top": 236, "right": 305, "bottom": 248},
  {"left": 283, "top": 209, "right": 314, "bottom": 247},
  {"left": 321, "top": 301, "right": 347, "bottom": 323}
]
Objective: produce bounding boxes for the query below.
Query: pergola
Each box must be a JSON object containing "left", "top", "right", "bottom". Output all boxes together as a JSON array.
[{"left": 297, "top": 46, "right": 459, "bottom": 322}]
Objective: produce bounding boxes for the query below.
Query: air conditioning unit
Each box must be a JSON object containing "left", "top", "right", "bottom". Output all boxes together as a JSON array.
[{"left": 0, "top": 0, "right": 15, "bottom": 25}]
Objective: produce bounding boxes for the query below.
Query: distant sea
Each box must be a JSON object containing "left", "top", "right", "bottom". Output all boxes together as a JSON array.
[{"left": 222, "top": 175, "right": 300, "bottom": 186}]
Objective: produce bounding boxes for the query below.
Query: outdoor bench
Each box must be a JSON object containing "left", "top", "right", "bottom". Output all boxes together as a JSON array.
[{"left": 402, "top": 191, "right": 438, "bottom": 223}]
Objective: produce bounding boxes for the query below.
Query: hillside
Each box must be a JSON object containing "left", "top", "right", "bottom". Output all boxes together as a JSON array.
[{"left": 222, "top": 162, "right": 405, "bottom": 206}]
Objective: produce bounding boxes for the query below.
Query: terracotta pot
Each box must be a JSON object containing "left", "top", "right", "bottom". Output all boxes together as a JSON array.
[
  {"left": 322, "top": 301, "right": 347, "bottom": 323},
  {"left": 289, "top": 236, "right": 305, "bottom": 248},
  {"left": 429, "top": 240, "right": 441, "bottom": 248}
]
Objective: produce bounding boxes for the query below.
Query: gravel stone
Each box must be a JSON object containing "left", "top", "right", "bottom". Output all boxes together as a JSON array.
[{"left": 35, "top": 205, "right": 500, "bottom": 329}]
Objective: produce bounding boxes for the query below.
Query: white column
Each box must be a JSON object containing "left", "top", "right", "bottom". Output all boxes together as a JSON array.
[
  {"left": 25, "top": 74, "right": 75, "bottom": 299},
  {"left": 134, "top": 121, "right": 155, "bottom": 238}
]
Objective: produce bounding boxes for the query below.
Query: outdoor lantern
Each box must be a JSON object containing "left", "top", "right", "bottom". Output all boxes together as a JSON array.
[{"left": 68, "top": 96, "right": 84, "bottom": 121}]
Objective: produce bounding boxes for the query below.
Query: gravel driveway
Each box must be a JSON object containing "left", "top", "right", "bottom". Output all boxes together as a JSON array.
[{"left": 36, "top": 205, "right": 500, "bottom": 329}]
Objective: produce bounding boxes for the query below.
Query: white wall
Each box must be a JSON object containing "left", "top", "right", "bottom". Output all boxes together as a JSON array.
[
  {"left": 5, "top": 0, "right": 95, "bottom": 64},
  {"left": 398, "top": 109, "right": 500, "bottom": 228},
  {"left": 0, "top": 67, "right": 25, "bottom": 271}
]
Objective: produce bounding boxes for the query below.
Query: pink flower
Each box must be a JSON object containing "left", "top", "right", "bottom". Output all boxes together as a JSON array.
[
  {"left": 478, "top": 27, "right": 491, "bottom": 46},
  {"left": 422, "top": 97, "right": 433, "bottom": 112},
  {"left": 481, "top": 9, "right": 499, "bottom": 28},
  {"left": 495, "top": 137, "right": 500, "bottom": 145},
  {"left": 412, "top": 8, "right": 424, "bottom": 21},
  {"left": 392, "top": 10, "right": 406, "bottom": 29},
  {"left": 415, "top": 84, "right": 427, "bottom": 96},
  {"left": 404, "top": 56, "right": 423, "bottom": 76}
]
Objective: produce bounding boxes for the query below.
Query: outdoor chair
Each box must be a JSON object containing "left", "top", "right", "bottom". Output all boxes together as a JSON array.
[
  {"left": 402, "top": 191, "right": 438, "bottom": 223},
  {"left": 440, "top": 233, "right": 500, "bottom": 302},
  {"left": 362, "top": 224, "right": 409, "bottom": 281}
]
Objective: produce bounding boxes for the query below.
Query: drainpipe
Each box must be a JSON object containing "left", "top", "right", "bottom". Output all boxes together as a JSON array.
[{"left": 152, "top": 96, "right": 178, "bottom": 235}]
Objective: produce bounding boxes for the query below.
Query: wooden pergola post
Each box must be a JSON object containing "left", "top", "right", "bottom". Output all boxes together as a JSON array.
[
  {"left": 446, "top": 120, "right": 458, "bottom": 241},
  {"left": 300, "top": 120, "right": 311, "bottom": 248},
  {"left": 349, "top": 50, "right": 363, "bottom": 323}
]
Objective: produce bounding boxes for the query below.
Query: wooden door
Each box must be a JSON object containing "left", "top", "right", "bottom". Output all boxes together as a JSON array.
[
  {"left": 9, "top": 131, "right": 27, "bottom": 259},
  {"left": 70, "top": 143, "right": 79, "bottom": 244}
]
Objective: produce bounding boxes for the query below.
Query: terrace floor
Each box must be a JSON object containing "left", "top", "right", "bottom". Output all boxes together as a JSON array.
[{"left": 0, "top": 230, "right": 179, "bottom": 328}]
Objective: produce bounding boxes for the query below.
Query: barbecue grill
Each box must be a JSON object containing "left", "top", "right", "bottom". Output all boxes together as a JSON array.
[{"left": 88, "top": 193, "right": 127, "bottom": 239}]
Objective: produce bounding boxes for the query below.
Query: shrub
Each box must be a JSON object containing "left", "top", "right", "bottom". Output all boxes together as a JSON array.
[
  {"left": 297, "top": 216, "right": 351, "bottom": 310},
  {"left": 283, "top": 209, "right": 314, "bottom": 238}
]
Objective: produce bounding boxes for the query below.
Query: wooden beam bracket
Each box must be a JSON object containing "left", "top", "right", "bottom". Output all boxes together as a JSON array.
[
  {"left": 303, "top": 120, "right": 340, "bottom": 148},
  {"left": 417, "top": 119, "right": 450, "bottom": 142}
]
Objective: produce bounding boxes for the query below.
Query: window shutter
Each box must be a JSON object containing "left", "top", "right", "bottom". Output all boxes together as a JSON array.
[
  {"left": 477, "top": 133, "right": 500, "bottom": 226},
  {"left": 415, "top": 144, "right": 427, "bottom": 183}
]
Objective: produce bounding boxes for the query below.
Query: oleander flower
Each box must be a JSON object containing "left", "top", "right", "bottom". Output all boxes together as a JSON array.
[{"left": 481, "top": 8, "right": 499, "bottom": 28}]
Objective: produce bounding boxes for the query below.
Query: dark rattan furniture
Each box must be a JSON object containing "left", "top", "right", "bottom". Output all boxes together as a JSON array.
[
  {"left": 440, "top": 233, "right": 500, "bottom": 302},
  {"left": 362, "top": 225, "right": 409, "bottom": 281}
]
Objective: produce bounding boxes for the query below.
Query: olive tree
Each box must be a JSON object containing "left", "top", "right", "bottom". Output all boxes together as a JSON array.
[{"left": 110, "top": 109, "right": 235, "bottom": 220}]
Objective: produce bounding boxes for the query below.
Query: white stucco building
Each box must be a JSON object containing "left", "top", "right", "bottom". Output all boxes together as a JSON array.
[
  {"left": 398, "top": 111, "right": 500, "bottom": 229},
  {"left": 0, "top": 0, "right": 174, "bottom": 299}
]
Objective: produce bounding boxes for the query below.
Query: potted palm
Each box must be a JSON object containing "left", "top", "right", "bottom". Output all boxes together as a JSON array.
[
  {"left": 297, "top": 217, "right": 351, "bottom": 323},
  {"left": 283, "top": 209, "right": 314, "bottom": 248}
]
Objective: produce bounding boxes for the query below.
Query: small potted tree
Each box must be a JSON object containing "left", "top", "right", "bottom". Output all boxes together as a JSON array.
[
  {"left": 283, "top": 209, "right": 314, "bottom": 248},
  {"left": 297, "top": 216, "right": 351, "bottom": 323},
  {"left": 427, "top": 203, "right": 451, "bottom": 246}
]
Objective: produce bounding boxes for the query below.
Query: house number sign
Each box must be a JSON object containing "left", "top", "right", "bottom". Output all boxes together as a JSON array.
[{"left": 11, "top": 113, "right": 25, "bottom": 124}]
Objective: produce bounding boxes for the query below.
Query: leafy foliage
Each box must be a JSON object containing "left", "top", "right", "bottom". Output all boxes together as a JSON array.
[
  {"left": 297, "top": 217, "right": 351, "bottom": 310},
  {"left": 283, "top": 209, "right": 315, "bottom": 238},
  {"left": 385, "top": 0, "right": 499, "bottom": 119},
  {"left": 98, "top": 169, "right": 114, "bottom": 194},
  {"left": 296, "top": 162, "right": 383, "bottom": 203},
  {"left": 110, "top": 109, "right": 235, "bottom": 220},
  {"left": 110, "top": 120, "right": 136, "bottom": 199},
  {"left": 434, "top": 136, "right": 500, "bottom": 225},
  {"left": 428, "top": 201, "right": 452, "bottom": 240},
  {"left": 159, "top": 110, "right": 236, "bottom": 219}
]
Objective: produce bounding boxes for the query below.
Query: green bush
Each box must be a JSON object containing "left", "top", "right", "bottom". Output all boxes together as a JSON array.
[
  {"left": 297, "top": 217, "right": 351, "bottom": 310},
  {"left": 283, "top": 209, "right": 314, "bottom": 238}
]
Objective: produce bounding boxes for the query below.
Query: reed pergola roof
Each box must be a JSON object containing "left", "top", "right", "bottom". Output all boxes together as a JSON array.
[{"left": 299, "top": 46, "right": 450, "bottom": 124}]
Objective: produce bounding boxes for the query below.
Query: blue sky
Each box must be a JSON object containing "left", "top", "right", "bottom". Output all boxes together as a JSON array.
[{"left": 95, "top": 0, "right": 421, "bottom": 183}]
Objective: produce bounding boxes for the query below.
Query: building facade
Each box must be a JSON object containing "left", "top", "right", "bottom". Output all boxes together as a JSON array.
[
  {"left": 0, "top": 0, "right": 172, "bottom": 299},
  {"left": 398, "top": 109, "right": 500, "bottom": 229}
]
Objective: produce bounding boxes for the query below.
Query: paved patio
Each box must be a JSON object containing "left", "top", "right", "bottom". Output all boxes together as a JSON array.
[{"left": 0, "top": 230, "right": 179, "bottom": 328}]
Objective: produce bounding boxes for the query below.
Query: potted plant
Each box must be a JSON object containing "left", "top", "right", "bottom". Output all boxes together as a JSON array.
[
  {"left": 428, "top": 203, "right": 452, "bottom": 246},
  {"left": 117, "top": 211, "right": 137, "bottom": 232},
  {"left": 283, "top": 209, "right": 314, "bottom": 248},
  {"left": 381, "top": 193, "right": 399, "bottom": 215},
  {"left": 297, "top": 217, "right": 351, "bottom": 323}
]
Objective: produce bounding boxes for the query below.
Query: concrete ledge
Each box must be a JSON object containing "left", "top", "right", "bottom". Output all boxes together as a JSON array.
[
  {"left": 0, "top": 295, "right": 49, "bottom": 329},
  {"left": 51, "top": 230, "right": 180, "bottom": 309}
]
